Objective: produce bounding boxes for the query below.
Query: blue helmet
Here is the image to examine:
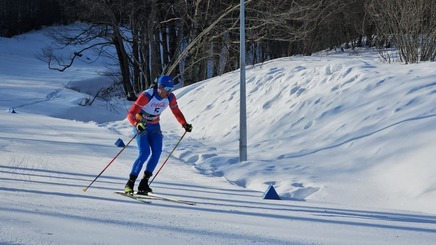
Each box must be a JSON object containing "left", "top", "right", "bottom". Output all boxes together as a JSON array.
[{"left": 157, "top": 75, "right": 174, "bottom": 89}]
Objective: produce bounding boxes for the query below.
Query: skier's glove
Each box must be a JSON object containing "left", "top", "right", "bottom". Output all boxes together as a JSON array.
[
  {"left": 135, "top": 113, "right": 144, "bottom": 122},
  {"left": 136, "top": 122, "right": 146, "bottom": 132},
  {"left": 183, "top": 123, "right": 193, "bottom": 132}
]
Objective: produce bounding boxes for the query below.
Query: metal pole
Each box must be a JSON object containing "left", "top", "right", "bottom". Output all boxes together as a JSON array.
[
  {"left": 239, "top": 0, "right": 247, "bottom": 162},
  {"left": 149, "top": 131, "right": 187, "bottom": 185},
  {"left": 83, "top": 132, "right": 139, "bottom": 192}
]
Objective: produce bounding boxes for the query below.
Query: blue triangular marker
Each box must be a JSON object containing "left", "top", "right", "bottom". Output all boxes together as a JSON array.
[
  {"left": 114, "top": 138, "right": 125, "bottom": 147},
  {"left": 263, "top": 185, "right": 281, "bottom": 200}
]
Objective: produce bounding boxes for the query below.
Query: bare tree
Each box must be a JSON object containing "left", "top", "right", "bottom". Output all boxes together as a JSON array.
[
  {"left": 367, "top": 0, "right": 436, "bottom": 63},
  {"left": 38, "top": 0, "right": 383, "bottom": 99},
  {"left": 166, "top": 0, "right": 252, "bottom": 82},
  {"left": 41, "top": 0, "right": 139, "bottom": 100}
]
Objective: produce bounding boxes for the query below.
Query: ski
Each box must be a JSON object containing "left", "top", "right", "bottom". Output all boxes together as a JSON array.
[
  {"left": 115, "top": 191, "right": 152, "bottom": 204},
  {"left": 137, "top": 192, "right": 197, "bottom": 206}
]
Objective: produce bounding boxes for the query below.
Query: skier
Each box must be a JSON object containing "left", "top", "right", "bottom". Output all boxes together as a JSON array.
[{"left": 124, "top": 75, "right": 192, "bottom": 195}]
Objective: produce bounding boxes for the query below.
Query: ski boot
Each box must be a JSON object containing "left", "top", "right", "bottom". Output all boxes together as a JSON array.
[
  {"left": 124, "top": 175, "right": 137, "bottom": 195},
  {"left": 137, "top": 171, "right": 153, "bottom": 195}
]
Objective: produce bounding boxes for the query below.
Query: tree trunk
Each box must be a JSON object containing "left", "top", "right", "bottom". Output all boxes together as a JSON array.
[
  {"left": 113, "top": 27, "right": 136, "bottom": 101},
  {"left": 148, "top": 0, "right": 160, "bottom": 80}
]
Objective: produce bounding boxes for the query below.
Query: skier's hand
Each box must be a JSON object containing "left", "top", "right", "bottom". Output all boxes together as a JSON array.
[
  {"left": 136, "top": 122, "right": 146, "bottom": 132},
  {"left": 135, "top": 113, "right": 143, "bottom": 122},
  {"left": 183, "top": 123, "right": 193, "bottom": 132}
]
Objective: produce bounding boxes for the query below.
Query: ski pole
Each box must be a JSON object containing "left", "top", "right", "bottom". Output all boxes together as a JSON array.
[
  {"left": 149, "top": 130, "right": 187, "bottom": 185},
  {"left": 82, "top": 132, "right": 139, "bottom": 192}
]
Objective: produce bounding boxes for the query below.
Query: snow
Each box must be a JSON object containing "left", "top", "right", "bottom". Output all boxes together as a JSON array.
[{"left": 1, "top": 26, "right": 436, "bottom": 245}]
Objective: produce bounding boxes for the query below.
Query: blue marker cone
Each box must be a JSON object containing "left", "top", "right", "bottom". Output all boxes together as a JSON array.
[{"left": 263, "top": 185, "right": 281, "bottom": 200}]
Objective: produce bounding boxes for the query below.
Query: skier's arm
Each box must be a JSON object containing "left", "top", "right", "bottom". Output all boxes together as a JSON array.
[
  {"left": 169, "top": 94, "right": 187, "bottom": 126},
  {"left": 127, "top": 93, "right": 150, "bottom": 125}
]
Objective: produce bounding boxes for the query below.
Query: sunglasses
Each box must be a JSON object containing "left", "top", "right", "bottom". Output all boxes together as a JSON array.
[{"left": 160, "top": 86, "right": 173, "bottom": 92}]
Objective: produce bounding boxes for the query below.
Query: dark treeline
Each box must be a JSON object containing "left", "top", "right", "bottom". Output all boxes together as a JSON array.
[
  {"left": 0, "top": 0, "right": 71, "bottom": 37},
  {"left": 1, "top": 0, "right": 434, "bottom": 99}
]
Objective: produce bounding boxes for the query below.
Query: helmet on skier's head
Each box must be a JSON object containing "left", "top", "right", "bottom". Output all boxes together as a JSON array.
[{"left": 157, "top": 75, "right": 174, "bottom": 92}]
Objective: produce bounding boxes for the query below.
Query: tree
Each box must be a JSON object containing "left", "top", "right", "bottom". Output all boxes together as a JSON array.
[
  {"left": 43, "top": 0, "right": 417, "bottom": 102},
  {"left": 42, "top": 0, "right": 139, "bottom": 100},
  {"left": 367, "top": 0, "right": 436, "bottom": 63}
]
